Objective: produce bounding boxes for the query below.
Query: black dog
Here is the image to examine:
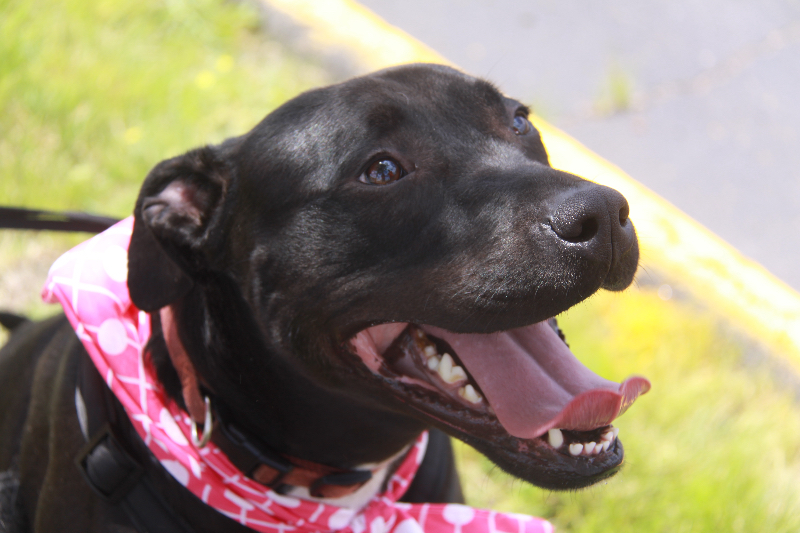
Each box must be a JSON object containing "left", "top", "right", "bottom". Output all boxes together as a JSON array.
[{"left": 0, "top": 64, "right": 645, "bottom": 532}]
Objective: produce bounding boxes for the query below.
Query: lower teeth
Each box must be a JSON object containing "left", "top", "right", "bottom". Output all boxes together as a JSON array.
[
  {"left": 548, "top": 427, "right": 618, "bottom": 456},
  {"left": 458, "top": 384, "right": 483, "bottom": 404}
]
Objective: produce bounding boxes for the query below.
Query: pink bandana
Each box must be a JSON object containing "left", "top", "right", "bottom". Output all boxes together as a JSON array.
[{"left": 42, "top": 217, "right": 554, "bottom": 533}]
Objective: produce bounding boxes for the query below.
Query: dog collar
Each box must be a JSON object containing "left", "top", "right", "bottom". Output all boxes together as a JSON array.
[
  {"left": 43, "top": 217, "right": 554, "bottom": 533},
  {"left": 158, "top": 303, "right": 381, "bottom": 500}
]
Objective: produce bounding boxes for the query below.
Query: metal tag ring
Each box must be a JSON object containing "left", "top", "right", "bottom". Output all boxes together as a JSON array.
[{"left": 190, "top": 396, "right": 213, "bottom": 448}]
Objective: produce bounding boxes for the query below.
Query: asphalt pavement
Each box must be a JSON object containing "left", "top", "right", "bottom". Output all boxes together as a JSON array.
[{"left": 358, "top": 0, "right": 800, "bottom": 291}]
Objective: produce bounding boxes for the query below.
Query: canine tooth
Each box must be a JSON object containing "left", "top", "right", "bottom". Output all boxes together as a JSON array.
[
  {"left": 427, "top": 356, "right": 440, "bottom": 371},
  {"left": 569, "top": 443, "right": 583, "bottom": 456},
  {"left": 584, "top": 442, "right": 596, "bottom": 454},
  {"left": 437, "top": 354, "right": 467, "bottom": 383},
  {"left": 547, "top": 428, "right": 564, "bottom": 449},
  {"left": 437, "top": 354, "right": 466, "bottom": 384},
  {"left": 601, "top": 430, "right": 614, "bottom": 442},
  {"left": 423, "top": 345, "right": 437, "bottom": 357},
  {"left": 612, "top": 427, "right": 620, "bottom": 439},
  {"left": 459, "top": 384, "right": 483, "bottom": 404},
  {"left": 601, "top": 440, "right": 611, "bottom": 452},
  {"left": 438, "top": 353, "right": 454, "bottom": 379}
]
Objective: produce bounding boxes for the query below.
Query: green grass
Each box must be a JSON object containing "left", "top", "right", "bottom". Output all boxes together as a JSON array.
[
  {"left": 0, "top": 0, "right": 329, "bottom": 324},
  {"left": 3, "top": 1, "right": 800, "bottom": 531},
  {"left": 1, "top": 0, "right": 328, "bottom": 216},
  {"left": 455, "top": 287, "right": 800, "bottom": 532}
]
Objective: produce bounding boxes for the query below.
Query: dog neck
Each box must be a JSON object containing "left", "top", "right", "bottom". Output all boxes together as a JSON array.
[
  {"left": 153, "top": 283, "right": 426, "bottom": 460},
  {"left": 158, "top": 305, "right": 415, "bottom": 506}
]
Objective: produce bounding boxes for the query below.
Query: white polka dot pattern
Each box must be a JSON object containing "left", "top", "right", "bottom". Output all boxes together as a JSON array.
[
  {"left": 102, "top": 245, "right": 129, "bottom": 282},
  {"left": 42, "top": 217, "right": 553, "bottom": 533},
  {"left": 443, "top": 505, "right": 475, "bottom": 526},
  {"left": 97, "top": 318, "right": 128, "bottom": 355},
  {"left": 161, "top": 459, "right": 190, "bottom": 486},
  {"left": 329, "top": 508, "right": 356, "bottom": 530}
]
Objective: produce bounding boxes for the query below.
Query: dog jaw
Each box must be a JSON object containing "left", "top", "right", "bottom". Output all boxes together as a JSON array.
[{"left": 346, "top": 319, "right": 649, "bottom": 489}]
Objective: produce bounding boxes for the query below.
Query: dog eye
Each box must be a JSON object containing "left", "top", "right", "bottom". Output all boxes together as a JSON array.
[
  {"left": 512, "top": 115, "right": 531, "bottom": 135},
  {"left": 361, "top": 158, "right": 406, "bottom": 185}
]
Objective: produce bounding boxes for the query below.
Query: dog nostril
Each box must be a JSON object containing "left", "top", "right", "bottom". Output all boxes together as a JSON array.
[
  {"left": 561, "top": 217, "right": 599, "bottom": 243},
  {"left": 619, "top": 204, "right": 629, "bottom": 225},
  {"left": 549, "top": 186, "right": 627, "bottom": 244}
]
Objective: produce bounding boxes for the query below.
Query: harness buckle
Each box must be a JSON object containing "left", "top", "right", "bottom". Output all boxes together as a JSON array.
[{"left": 75, "top": 424, "right": 143, "bottom": 504}]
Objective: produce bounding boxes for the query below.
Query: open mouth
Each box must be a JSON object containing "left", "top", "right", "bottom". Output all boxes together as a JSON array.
[{"left": 347, "top": 318, "right": 650, "bottom": 482}]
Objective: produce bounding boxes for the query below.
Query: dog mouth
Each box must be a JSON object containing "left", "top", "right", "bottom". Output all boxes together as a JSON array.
[{"left": 347, "top": 319, "right": 650, "bottom": 484}]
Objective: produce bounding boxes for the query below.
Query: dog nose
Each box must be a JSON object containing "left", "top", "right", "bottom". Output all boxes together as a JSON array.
[{"left": 549, "top": 185, "right": 635, "bottom": 256}]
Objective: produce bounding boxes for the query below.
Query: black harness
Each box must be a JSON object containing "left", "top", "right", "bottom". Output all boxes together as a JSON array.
[{"left": 74, "top": 351, "right": 197, "bottom": 533}]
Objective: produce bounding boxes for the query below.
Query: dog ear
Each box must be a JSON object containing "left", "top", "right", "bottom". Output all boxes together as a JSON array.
[{"left": 128, "top": 147, "right": 232, "bottom": 311}]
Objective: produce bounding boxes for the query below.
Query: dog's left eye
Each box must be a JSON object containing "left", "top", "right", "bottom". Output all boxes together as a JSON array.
[
  {"left": 360, "top": 158, "right": 406, "bottom": 185},
  {"left": 512, "top": 115, "right": 531, "bottom": 135}
]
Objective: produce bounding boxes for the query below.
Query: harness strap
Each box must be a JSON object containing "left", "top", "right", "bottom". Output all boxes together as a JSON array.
[{"left": 75, "top": 351, "right": 196, "bottom": 533}]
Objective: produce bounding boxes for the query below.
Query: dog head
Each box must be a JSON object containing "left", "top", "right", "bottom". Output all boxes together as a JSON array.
[{"left": 128, "top": 64, "right": 648, "bottom": 490}]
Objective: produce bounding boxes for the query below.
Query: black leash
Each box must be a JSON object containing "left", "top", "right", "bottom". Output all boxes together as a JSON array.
[
  {"left": 0, "top": 207, "right": 119, "bottom": 233},
  {"left": 0, "top": 206, "right": 119, "bottom": 332}
]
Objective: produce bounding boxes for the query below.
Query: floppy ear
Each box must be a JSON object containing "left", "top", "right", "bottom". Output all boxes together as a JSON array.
[{"left": 128, "top": 146, "right": 232, "bottom": 311}]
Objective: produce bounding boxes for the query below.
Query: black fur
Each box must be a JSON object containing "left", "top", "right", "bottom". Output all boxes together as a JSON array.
[
  {"left": 0, "top": 64, "right": 638, "bottom": 532},
  {"left": 0, "top": 468, "right": 25, "bottom": 533}
]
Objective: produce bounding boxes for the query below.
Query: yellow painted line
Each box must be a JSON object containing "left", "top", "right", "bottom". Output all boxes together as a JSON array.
[
  {"left": 539, "top": 123, "right": 800, "bottom": 367},
  {"left": 260, "top": 0, "right": 800, "bottom": 366},
  {"left": 262, "top": 0, "right": 450, "bottom": 71}
]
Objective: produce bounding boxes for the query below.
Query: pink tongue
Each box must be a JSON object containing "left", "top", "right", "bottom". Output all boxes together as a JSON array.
[{"left": 421, "top": 322, "right": 650, "bottom": 439}]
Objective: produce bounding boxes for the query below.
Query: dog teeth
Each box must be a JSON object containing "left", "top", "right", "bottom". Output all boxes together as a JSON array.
[
  {"left": 420, "top": 345, "right": 477, "bottom": 403},
  {"left": 458, "top": 384, "right": 483, "bottom": 404},
  {"left": 437, "top": 353, "right": 467, "bottom": 384},
  {"left": 548, "top": 427, "right": 618, "bottom": 456},
  {"left": 547, "top": 428, "right": 564, "bottom": 448},
  {"left": 449, "top": 366, "right": 467, "bottom": 383},
  {"left": 438, "top": 353, "right": 454, "bottom": 376}
]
